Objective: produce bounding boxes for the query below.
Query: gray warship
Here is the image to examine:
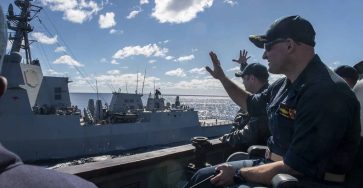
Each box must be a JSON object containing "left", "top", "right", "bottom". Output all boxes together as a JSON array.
[{"left": 0, "top": 0, "right": 232, "bottom": 162}]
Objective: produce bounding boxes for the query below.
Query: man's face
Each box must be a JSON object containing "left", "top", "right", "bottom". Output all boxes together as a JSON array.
[
  {"left": 242, "top": 75, "right": 253, "bottom": 93},
  {"left": 262, "top": 38, "right": 289, "bottom": 74},
  {"left": 341, "top": 77, "right": 355, "bottom": 89}
]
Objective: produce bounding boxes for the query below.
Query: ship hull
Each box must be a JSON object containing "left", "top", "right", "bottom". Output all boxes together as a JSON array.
[{"left": 0, "top": 111, "right": 231, "bottom": 162}]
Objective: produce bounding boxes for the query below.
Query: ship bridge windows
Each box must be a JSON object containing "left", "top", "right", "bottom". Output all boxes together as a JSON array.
[
  {"left": 54, "top": 87, "right": 62, "bottom": 100},
  {"left": 55, "top": 95, "right": 61, "bottom": 100},
  {"left": 124, "top": 99, "right": 135, "bottom": 103}
]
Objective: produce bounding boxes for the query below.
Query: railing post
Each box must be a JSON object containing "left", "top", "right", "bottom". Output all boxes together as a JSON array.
[{"left": 186, "top": 136, "right": 212, "bottom": 174}]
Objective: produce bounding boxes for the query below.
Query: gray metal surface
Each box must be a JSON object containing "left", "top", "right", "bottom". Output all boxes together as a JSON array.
[{"left": 0, "top": 0, "right": 232, "bottom": 162}]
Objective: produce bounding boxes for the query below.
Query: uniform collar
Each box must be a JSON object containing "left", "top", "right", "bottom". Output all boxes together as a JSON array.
[
  {"left": 289, "top": 54, "right": 322, "bottom": 92},
  {"left": 257, "top": 83, "right": 269, "bottom": 93}
]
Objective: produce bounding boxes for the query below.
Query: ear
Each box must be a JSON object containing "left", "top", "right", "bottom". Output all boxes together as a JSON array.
[
  {"left": 0, "top": 76, "right": 7, "bottom": 97},
  {"left": 286, "top": 38, "right": 296, "bottom": 52}
]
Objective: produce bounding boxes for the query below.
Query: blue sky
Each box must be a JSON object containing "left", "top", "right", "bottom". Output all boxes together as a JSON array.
[{"left": 1, "top": 0, "right": 363, "bottom": 95}]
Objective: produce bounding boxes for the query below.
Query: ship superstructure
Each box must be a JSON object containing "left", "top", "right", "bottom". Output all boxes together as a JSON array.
[{"left": 0, "top": 0, "right": 232, "bottom": 162}]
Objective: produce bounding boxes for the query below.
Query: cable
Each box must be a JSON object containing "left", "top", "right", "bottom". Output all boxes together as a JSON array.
[{"left": 36, "top": 9, "right": 108, "bottom": 103}]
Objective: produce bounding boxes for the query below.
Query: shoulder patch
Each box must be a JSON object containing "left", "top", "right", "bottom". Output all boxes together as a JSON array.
[{"left": 279, "top": 103, "right": 296, "bottom": 120}]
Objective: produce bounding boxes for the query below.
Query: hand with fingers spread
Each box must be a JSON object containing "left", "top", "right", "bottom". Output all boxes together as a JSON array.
[
  {"left": 210, "top": 163, "right": 235, "bottom": 187},
  {"left": 206, "top": 51, "right": 227, "bottom": 80},
  {"left": 233, "top": 49, "right": 250, "bottom": 71}
]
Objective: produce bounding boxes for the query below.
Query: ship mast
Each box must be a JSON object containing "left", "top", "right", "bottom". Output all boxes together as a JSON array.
[
  {"left": 96, "top": 79, "right": 99, "bottom": 100},
  {"left": 7, "top": 0, "right": 42, "bottom": 64},
  {"left": 135, "top": 70, "right": 139, "bottom": 94},
  {"left": 141, "top": 67, "right": 146, "bottom": 96}
]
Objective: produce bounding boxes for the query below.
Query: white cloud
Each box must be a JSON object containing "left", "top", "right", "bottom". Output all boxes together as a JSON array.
[
  {"left": 126, "top": 9, "right": 142, "bottom": 19},
  {"left": 40, "top": 0, "right": 77, "bottom": 11},
  {"left": 69, "top": 72, "right": 160, "bottom": 93},
  {"left": 31, "top": 32, "right": 58, "bottom": 44},
  {"left": 140, "top": 0, "right": 149, "bottom": 5},
  {"left": 192, "top": 48, "right": 198, "bottom": 52},
  {"left": 53, "top": 55, "right": 84, "bottom": 67},
  {"left": 158, "top": 40, "right": 170, "bottom": 44},
  {"left": 151, "top": 0, "right": 213, "bottom": 24},
  {"left": 165, "top": 56, "right": 174, "bottom": 60},
  {"left": 80, "top": 0, "right": 101, "bottom": 10},
  {"left": 227, "top": 66, "right": 240, "bottom": 72},
  {"left": 149, "top": 60, "right": 157, "bottom": 64},
  {"left": 64, "top": 9, "right": 88, "bottom": 23},
  {"left": 99, "top": 58, "right": 120, "bottom": 64},
  {"left": 113, "top": 44, "right": 168, "bottom": 59},
  {"left": 111, "top": 59, "right": 119, "bottom": 64},
  {"left": 46, "top": 69, "right": 67, "bottom": 76},
  {"left": 110, "top": 29, "right": 124, "bottom": 34},
  {"left": 107, "top": 69, "right": 120, "bottom": 75},
  {"left": 224, "top": 0, "right": 238, "bottom": 6},
  {"left": 189, "top": 67, "right": 206, "bottom": 75},
  {"left": 40, "top": 0, "right": 102, "bottom": 24},
  {"left": 69, "top": 75, "right": 97, "bottom": 91},
  {"left": 54, "top": 46, "right": 66, "bottom": 52},
  {"left": 165, "top": 68, "right": 186, "bottom": 77},
  {"left": 175, "top": 54, "right": 194, "bottom": 62},
  {"left": 99, "top": 12, "right": 116, "bottom": 29},
  {"left": 170, "top": 78, "right": 220, "bottom": 90}
]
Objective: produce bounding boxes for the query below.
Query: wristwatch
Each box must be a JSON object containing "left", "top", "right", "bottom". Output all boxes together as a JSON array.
[{"left": 233, "top": 169, "right": 246, "bottom": 184}]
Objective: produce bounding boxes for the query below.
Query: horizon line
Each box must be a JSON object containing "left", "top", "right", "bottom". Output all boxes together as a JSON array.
[{"left": 70, "top": 92, "right": 229, "bottom": 97}]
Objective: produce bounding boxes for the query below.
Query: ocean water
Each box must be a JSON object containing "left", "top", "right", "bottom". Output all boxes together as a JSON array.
[{"left": 70, "top": 93, "right": 240, "bottom": 121}]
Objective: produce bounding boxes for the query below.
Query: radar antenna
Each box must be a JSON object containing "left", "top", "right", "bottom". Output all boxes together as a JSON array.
[{"left": 7, "top": 0, "right": 42, "bottom": 64}]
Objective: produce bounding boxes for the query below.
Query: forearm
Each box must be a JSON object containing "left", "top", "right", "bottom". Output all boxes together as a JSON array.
[
  {"left": 219, "top": 76, "right": 251, "bottom": 110},
  {"left": 240, "top": 161, "right": 301, "bottom": 185}
]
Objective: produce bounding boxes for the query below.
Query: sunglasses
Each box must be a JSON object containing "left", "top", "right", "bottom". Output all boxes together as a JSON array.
[{"left": 264, "top": 38, "right": 287, "bottom": 51}]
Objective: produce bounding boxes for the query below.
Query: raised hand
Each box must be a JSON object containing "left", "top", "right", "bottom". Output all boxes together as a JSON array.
[
  {"left": 206, "top": 51, "right": 226, "bottom": 80},
  {"left": 232, "top": 49, "right": 250, "bottom": 70}
]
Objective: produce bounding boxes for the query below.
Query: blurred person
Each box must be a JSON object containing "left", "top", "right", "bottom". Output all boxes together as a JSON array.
[
  {"left": 220, "top": 50, "right": 270, "bottom": 151},
  {"left": 334, "top": 65, "right": 359, "bottom": 88}
]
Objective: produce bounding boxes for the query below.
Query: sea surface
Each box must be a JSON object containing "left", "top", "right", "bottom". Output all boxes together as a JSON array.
[
  {"left": 47, "top": 93, "right": 239, "bottom": 169},
  {"left": 70, "top": 93, "right": 240, "bottom": 121}
]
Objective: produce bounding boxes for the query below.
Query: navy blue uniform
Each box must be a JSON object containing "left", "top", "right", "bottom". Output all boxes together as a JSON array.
[
  {"left": 185, "top": 55, "right": 361, "bottom": 188},
  {"left": 221, "top": 83, "right": 270, "bottom": 151},
  {"left": 0, "top": 144, "right": 97, "bottom": 188},
  {"left": 247, "top": 55, "right": 361, "bottom": 179}
]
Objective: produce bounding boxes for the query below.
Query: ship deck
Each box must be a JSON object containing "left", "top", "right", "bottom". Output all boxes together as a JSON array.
[
  {"left": 56, "top": 138, "right": 233, "bottom": 188},
  {"left": 199, "top": 119, "right": 233, "bottom": 127}
]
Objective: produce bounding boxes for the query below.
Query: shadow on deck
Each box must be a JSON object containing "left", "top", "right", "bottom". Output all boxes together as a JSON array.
[{"left": 57, "top": 139, "right": 232, "bottom": 188}]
